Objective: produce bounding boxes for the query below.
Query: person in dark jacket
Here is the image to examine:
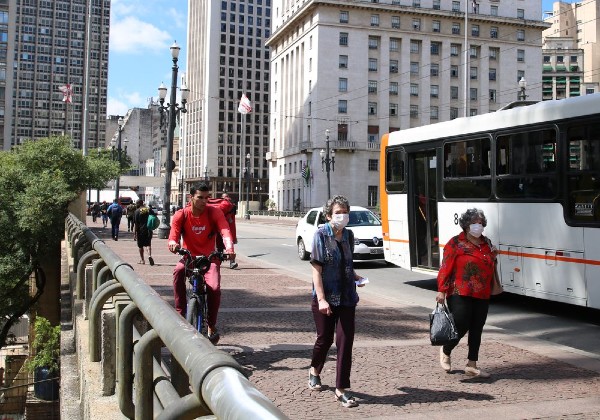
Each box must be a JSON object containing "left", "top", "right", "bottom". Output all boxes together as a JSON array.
[{"left": 133, "top": 199, "right": 154, "bottom": 265}]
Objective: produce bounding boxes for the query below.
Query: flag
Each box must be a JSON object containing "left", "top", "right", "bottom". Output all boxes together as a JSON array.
[
  {"left": 302, "top": 162, "right": 311, "bottom": 186},
  {"left": 238, "top": 94, "right": 252, "bottom": 114},
  {"left": 58, "top": 84, "right": 73, "bottom": 103}
]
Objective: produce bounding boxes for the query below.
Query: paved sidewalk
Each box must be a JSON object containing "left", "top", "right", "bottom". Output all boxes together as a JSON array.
[{"left": 88, "top": 216, "right": 600, "bottom": 419}]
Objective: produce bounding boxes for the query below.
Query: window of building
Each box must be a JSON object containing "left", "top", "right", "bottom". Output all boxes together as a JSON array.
[
  {"left": 470, "top": 46, "right": 478, "bottom": 58},
  {"left": 452, "top": 23, "right": 460, "bottom": 35},
  {"left": 472, "top": 24, "right": 479, "bottom": 37},
  {"left": 517, "top": 30, "right": 525, "bottom": 41},
  {"left": 430, "top": 63, "right": 439, "bottom": 77},
  {"left": 410, "top": 40, "right": 420, "bottom": 53},
  {"left": 390, "top": 103, "right": 398, "bottom": 116},
  {"left": 490, "top": 26, "right": 498, "bottom": 38},
  {"left": 390, "top": 60, "right": 399, "bottom": 73},
  {"left": 470, "top": 66, "right": 478, "bottom": 80},
  {"left": 489, "top": 68, "right": 497, "bottom": 81},
  {"left": 451, "top": 86, "right": 459, "bottom": 99},
  {"left": 431, "top": 42, "right": 441, "bottom": 55},
  {"left": 369, "top": 58, "right": 378, "bottom": 71},
  {"left": 470, "top": 87, "right": 478, "bottom": 101},
  {"left": 390, "top": 82, "right": 399, "bottom": 95},
  {"left": 390, "top": 38, "right": 399, "bottom": 52},
  {"left": 452, "top": 1, "right": 460, "bottom": 12},
  {"left": 339, "top": 55, "right": 348, "bottom": 68},
  {"left": 368, "top": 159, "right": 379, "bottom": 171},
  {"left": 489, "top": 89, "right": 497, "bottom": 103},
  {"left": 410, "top": 105, "right": 419, "bottom": 118},
  {"left": 431, "top": 106, "right": 439, "bottom": 120},
  {"left": 368, "top": 186, "right": 378, "bottom": 207},
  {"left": 339, "top": 32, "right": 348, "bottom": 46},
  {"left": 517, "top": 8, "right": 524, "bottom": 19},
  {"left": 517, "top": 70, "right": 525, "bottom": 83},
  {"left": 368, "top": 102, "right": 378, "bottom": 115},
  {"left": 557, "top": 55, "right": 564, "bottom": 63},
  {"left": 450, "top": 107, "right": 459, "bottom": 119},
  {"left": 339, "top": 78, "right": 348, "bottom": 92},
  {"left": 451, "top": 43, "right": 460, "bottom": 56},
  {"left": 371, "top": 14, "right": 380, "bottom": 27},
  {"left": 368, "top": 80, "right": 377, "bottom": 93},
  {"left": 432, "top": 20, "right": 441, "bottom": 33},
  {"left": 433, "top": 0, "right": 441, "bottom": 9},
  {"left": 369, "top": 36, "right": 379, "bottom": 50},
  {"left": 413, "top": 0, "right": 421, "bottom": 7},
  {"left": 517, "top": 49, "right": 525, "bottom": 62},
  {"left": 340, "top": 11, "right": 349, "bottom": 23},
  {"left": 491, "top": 5, "right": 498, "bottom": 16},
  {"left": 451, "top": 65, "right": 459, "bottom": 77},
  {"left": 410, "top": 61, "right": 419, "bottom": 75},
  {"left": 338, "top": 100, "right": 347, "bottom": 113},
  {"left": 391, "top": 16, "right": 400, "bottom": 29},
  {"left": 431, "top": 85, "right": 439, "bottom": 98},
  {"left": 544, "top": 55, "right": 551, "bottom": 63},
  {"left": 412, "top": 18, "right": 421, "bottom": 30},
  {"left": 489, "top": 47, "right": 499, "bottom": 60},
  {"left": 410, "top": 83, "right": 419, "bottom": 96}
]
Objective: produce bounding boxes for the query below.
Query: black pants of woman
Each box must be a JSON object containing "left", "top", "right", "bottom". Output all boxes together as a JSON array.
[
  {"left": 310, "top": 298, "right": 356, "bottom": 389},
  {"left": 442, "top": 295, "right": 489, "bottom": 361}
]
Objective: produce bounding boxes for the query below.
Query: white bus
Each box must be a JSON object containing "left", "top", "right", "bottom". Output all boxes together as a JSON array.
[{"left": 379, "top": 94, "right": 600, "bottom": 309}]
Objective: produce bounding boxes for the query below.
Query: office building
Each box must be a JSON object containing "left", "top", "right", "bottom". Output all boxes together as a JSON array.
[
  {"left": 182, "top": 0, "right": 272, "bottom": 208},
  {"left": 267, "top": 0, "right": 549, "bottom": 210}
]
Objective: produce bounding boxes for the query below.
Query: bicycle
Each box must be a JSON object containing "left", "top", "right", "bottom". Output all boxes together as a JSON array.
[{"left": 177, "top": 248, "right": 229, "bottom": 342}]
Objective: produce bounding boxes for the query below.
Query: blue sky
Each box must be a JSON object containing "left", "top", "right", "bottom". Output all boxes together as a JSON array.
[{"left": 106, "top": 0, "right": 559, "bottom": 116}]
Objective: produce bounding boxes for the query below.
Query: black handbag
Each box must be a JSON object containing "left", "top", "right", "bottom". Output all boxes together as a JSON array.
[{"left": 429, "top": 302, "right": 459, "bottom": 346}]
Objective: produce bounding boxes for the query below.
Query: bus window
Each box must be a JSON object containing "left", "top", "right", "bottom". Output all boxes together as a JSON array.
[
  {"left": 443, "top": 138, "right": 491, "bottom": 198},
  {"left": 496, "top": 129, "right": 557, "bottom": 199},
  {"left": 566, "top": 123, "right": 600, "bottom": 222},
  {"left": 386, "top": 148, "right": 405, "bottom": 192}
]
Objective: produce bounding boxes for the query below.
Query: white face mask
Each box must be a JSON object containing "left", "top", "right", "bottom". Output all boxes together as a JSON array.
[
  {"left": 330, "top": 213, "right": 349, "bottom": 230},
  {"left": 469, "top": 223, "right": 484, "bottom": 238}
]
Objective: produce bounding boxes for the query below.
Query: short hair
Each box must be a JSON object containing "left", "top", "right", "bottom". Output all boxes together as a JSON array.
[
  {"left": 190, "top": 182, "right": 210, "bottom": 195},
  {"left": 323, "top": 195, "right": 350, "bottom": 217},
  {"left": 136, "top": 199, "right": 144, "bottom": 207},
  {"left": 458, "top": 208, "right": 487, "bottom": 231}
]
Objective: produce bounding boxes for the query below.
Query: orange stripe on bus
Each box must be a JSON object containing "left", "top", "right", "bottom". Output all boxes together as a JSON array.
[{"left": 380, "top": 133, "right": 390, "bottom": 239}]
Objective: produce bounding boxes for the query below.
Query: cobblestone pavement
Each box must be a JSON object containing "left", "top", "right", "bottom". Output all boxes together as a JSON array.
[{"left": 88, "top": 216, "right": 600, "bottom": 419}]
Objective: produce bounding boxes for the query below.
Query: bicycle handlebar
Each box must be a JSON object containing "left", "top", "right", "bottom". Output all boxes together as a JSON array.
[{"left": 176, "top": 247, "right": 231, "bottom": 262}]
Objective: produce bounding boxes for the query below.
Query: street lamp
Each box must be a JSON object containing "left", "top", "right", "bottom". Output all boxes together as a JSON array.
[
  {"left": 245, "top": 153, "right": 251, "bottom": 220},
  {"left": 320, "top": 129, "right": 335, "bottom": 199},
  {"left": 518, "top": 77, "right": 528, "bottom": 101},
  {"left": 156, "top": 41, "right": 190, "bottom": 239},
  {"left": 113, "top": 117, "right": 128, "bottom": 202}
]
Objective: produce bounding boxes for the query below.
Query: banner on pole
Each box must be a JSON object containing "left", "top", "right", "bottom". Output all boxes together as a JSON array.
[
  {"left": 237, "top": 94, "right": 252, "bottom": 114},
  {"left": 301, "top": 162, "right": 311, "bottom": 186},
  {"left": 58, "top": 84, "right": 73, "bottom": 103}
]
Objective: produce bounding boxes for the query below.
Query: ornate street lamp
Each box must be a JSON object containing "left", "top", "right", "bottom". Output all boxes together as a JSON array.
[
  {"left": 518, "top": 77, "right": 528, "bottom": 101},
  {"left": 245, "top": 153, "right": 251, "bottom": 220},
  {"left": 320, "top": 129, "right": 335, "bottom": 199},
  {"left": 156, "top": 41, "right": 190, "bottom": 239},
  {"left": 113, "top": 117, "right": 128, "bottom": 202}
]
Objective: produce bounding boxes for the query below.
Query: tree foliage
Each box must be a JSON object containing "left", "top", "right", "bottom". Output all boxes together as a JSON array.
[{"left": 0, "top": 136, "right": 122, "bottom": 348}]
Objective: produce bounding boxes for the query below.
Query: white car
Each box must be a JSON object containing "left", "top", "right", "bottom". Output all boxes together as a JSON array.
[{"left": 295, "top": 206, "right": 384, "bottom": 261}]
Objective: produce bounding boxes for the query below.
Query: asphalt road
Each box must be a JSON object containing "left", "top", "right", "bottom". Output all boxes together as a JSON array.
[{"left": 235, "top": 219, "right": 600, "bottom": 358}]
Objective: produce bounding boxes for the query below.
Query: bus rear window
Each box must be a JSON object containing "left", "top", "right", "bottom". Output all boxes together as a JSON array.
[{"left": 386, "top": 148, "right": 405, "bottom": 192}]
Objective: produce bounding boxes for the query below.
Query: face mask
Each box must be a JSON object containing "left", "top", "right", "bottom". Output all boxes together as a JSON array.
[
  {"left": 331, "top": 213, "right": 349, "bottom": 230},
  {"left": 469, "top": 223, "right": 484, "bottom": 238}
]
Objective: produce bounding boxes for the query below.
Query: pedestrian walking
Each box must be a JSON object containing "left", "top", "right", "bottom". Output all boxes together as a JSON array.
[
  {"left": 91, "top": 202, "right": 100, "bottom": 223},
  {"left": 167, "top": 183, "right": 236, "bottom": 345},
  {"left": 100, "top": 201, "right": 109, "bottom": 227},
  {"left": 220, "top": 193, "right": 238, "bottom": 269},
  {"left": 436, "top": 208, "right": 497, "bottom": 378},
  {"left": 308, "top": 195, "right": 366, "bottom": 408},
  {"left": 126, "top": 201, "right": 136, "bottom": 232},
  {"left": 133, "top": 199, "right": 154, "bottom": 265},
  {"left": 106, "top": 199, "right": 123, "bottom": 240}
]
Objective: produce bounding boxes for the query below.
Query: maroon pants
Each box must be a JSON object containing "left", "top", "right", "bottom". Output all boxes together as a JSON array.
[
  {"left": 310, "top": 298, "right": 356, "bottom": 389},
  {"left": 173, "top": 259, "right": 221, "bottom": 329}
]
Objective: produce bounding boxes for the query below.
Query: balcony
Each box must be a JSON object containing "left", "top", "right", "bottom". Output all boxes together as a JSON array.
[
  {"left": 331, "top": 140, "right": 357, "bottom": 151},
  {"left": 265, "top": 151, "right": 277, "bottom": 162},
  {"left": 299, "top": 141, "right": 313, "bottom": 153},
  {"left": 367, "top": 141, "right": 380, "bottom": 151}
]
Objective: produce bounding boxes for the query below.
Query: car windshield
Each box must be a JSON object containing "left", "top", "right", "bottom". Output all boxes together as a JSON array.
[{"left": 347, "top": 210, "right": 381, "bottom": 227}]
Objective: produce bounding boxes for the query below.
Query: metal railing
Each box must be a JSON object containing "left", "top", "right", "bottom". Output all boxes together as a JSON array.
[{"left": 65, "top": 213, "right": 288, "bottom": 420}]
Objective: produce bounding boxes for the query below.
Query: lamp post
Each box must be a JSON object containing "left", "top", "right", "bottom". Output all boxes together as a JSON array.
[
  {"left": 245, "top": 153, "right": 251, "bottom": 220},
  {"left": 113, "top": 117, "right": 128, "bottom": 202},
  {"left": 320, "top": 129, "right": 335, "bottom": 199},
  {"left": 518, "top": 77, "right": 528, "bottom": 101},
  {"left": 156, "top": 41, "right": 189, "bottom": 239}
]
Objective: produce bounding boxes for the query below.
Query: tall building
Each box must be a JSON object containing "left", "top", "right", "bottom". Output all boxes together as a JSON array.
[
  {"left": 182, "top": 0, "right": 272, "bottom": 207},
  {"left": 3, "top": 0, "right": 110, "bottom": 151},
  {"left": 542, "top": 1, "right": 600, "bottom": 99},
  {"left": 268, "top": 0, "right": 549, "bottom": 211}
]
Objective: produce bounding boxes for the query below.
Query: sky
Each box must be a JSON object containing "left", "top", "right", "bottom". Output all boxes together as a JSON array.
[
  {"left": 107, "top": 0, "right": 188, "bottom": 116},
  {"left": 106, "top": 0, "right": 559, "bottom": 116}
]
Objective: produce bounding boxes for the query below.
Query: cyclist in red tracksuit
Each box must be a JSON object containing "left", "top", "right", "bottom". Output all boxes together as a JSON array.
[{"left": 168, "top": 183, "right": 235, "bottom": 344}]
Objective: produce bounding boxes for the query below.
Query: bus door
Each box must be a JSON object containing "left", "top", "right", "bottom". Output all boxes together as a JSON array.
[{"left": 410, "top": 151, "right": 440, "bottom": 269}]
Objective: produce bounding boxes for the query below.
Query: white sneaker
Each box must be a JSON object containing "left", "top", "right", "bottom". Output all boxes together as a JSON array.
[
  {"left": 440, "top": 347, "right": 451, "bottom": 372},
  {"left": 465, "top": 364, "right": 490, "bottom": 378}
]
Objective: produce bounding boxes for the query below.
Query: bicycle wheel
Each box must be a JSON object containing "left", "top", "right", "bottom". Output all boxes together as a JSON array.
[
  {"left": 186, "top": 297, "right": 200, "bottom": 331},
  {"left": 197, "top": 294, "right": 208, "bottom": 337}
]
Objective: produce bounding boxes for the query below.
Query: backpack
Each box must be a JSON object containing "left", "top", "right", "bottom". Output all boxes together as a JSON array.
[
  {"left": 109, "top": 204, "right": 122, "bottom": 218},
  {"left": 147, "top": 213, "right": 159, "bottom": 231}
]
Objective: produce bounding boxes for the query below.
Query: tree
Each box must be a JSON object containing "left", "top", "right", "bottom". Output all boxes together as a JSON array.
[{"left": 0, "top": 136, "right": 122, "bottom": 348}]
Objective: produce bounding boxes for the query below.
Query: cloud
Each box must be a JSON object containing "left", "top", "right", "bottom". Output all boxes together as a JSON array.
[
  {"left": 167, "top": 7, "right": 187, "bottom": 29},
  {"left": 107, "top": 97, "right": 130, "bottom": 117},
  {"left": 110, "top": 16, "right": 172, "bottom": 54}
]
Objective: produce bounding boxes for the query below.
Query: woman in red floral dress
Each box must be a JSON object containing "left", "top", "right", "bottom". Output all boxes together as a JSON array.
[{"left": 435, "top": 208, "right": 497, "bottom": 378}]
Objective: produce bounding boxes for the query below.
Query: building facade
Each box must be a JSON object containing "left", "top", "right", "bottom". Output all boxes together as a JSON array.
[
  {"left": 3, "top": 0, "right": 110, "bottom": 151},
  {"left": 542, "top": 1, "right": 600, "bottom": 99},
  {"left": 182, "top": 0, "right": 272, "bottom": 207},
  {"left": 268, "top": 0, "right": 548, "bottom": 211}
]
